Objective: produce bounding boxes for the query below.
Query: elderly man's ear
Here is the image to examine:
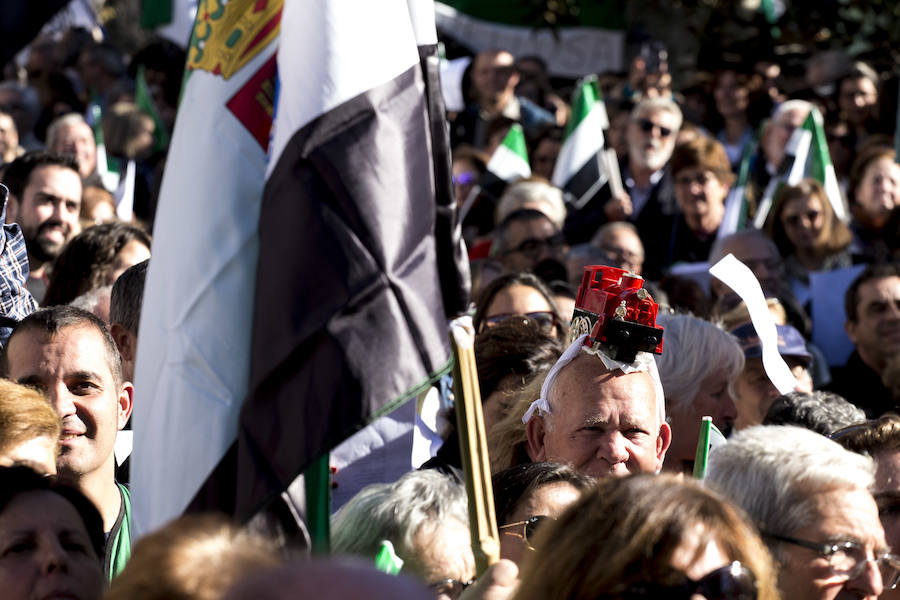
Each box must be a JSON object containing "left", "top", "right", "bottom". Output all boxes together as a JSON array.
[
  {"left": 525, "top": 416, "right": 548, "bottom": 462},
  {"left": 655, "top": 422, "right": 673, "bottom": 471}
]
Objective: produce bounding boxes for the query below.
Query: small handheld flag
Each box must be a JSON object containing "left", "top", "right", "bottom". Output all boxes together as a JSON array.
[
  {"left": 693, "top": 416, "right": 726, "bottom": 480},
  {"left": 374, "top": 540, "right": 404, "bottom": 575},
  {"left": 485, "top": 123, "right": 531, "bottom": 183}
]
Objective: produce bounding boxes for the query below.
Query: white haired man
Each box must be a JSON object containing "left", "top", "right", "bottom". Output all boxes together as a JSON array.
[
  {"left": 523, "top": 333, "right": 671, "bottom": 478},
  {"left": 564, "top": 97, "right": 682, "bottom": 247},
  {"left": 708, "top": 425, "right": 891, "bottom": 600}
]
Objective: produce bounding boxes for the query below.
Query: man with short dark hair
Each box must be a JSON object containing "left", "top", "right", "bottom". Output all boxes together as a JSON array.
[
  {"left": 828, "top": 264, "right": 900, "bottom": 417},
  {"left": 493, "top": 209, "right": 567, "bottom": 275},
  {"left": 2, "top": 152, "right": 82, "bottom": 301},
  {"left": 450, "top": 49, "right": 554, "bottom": 149},
  {"left": 109, "top": 259, "right": 148, "bottom": 384},
  {"left": 3, "top": 306, "right": 133, "bottom": 579}
]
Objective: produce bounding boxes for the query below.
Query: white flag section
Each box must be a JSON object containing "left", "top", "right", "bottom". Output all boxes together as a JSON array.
[
  {"left": 709, "top": 254, "right": 799, "bottom": 394},
  {"left": 485, "top": 124, "right": 531, "bottom": 182},
  {"left": 113, "top": 159, "right": 135, "bottom": 221},
  {"left": 551, "top": 101, "right": 607, "bottom": 189},
  {"left": 266, "top": 3, "right": 419, "bottom": 176},
  {"left": 131, "top": 26, "right": 278, "bottom": 535}
]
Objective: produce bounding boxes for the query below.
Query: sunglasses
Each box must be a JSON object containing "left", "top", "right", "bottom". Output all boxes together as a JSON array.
[
  {"left": 784, "top": 210, "right": 821, "bottom": 228},
  {"left": 636, "top": 118, "right": 673, "bottom": 138},
  {"left": 483, "top": 311, "right": 557, "bottom": 333},
  {"left": 498, "top": 515, "right": 554, "bottom": 550},
  {"left": 502, "top": 233, "right": 566, "bottom": 259},
  {"left": 428, "top": 578, "right": 474, "bottom": 599},
  {"left": 452, "top": 172, "right": 476, "bottom": 186},
  {"left": 622, "top": 561, "right": 757, "bottom": 600}
]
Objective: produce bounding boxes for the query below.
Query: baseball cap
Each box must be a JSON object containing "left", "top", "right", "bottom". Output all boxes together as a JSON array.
[{"left": 730, "top": 322, "right": 812, "bottom": 366}]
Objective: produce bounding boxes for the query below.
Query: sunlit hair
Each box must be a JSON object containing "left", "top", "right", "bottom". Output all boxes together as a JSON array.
[
  {"left": 654, "top": 312, "right": 744, "bottom": 412},
  {"left": 331, "top": 469, "right": 468, "bottom": 564},
  {"left": 832, "top": 412, "right": 900, "bottom": 456},
  {"left": 495, "top": 178, "right": 567, "bottom": 231},
  {"left": 105, "top": 513, "right": 282, "bottom": 600},
  {"left": 514, "top": 473, "right": 780, "bottom": 600},
  {"left": 669, "top": 136, "right": 735, "bottom": 187},
  {"left": 0, "top": 380, "right": 60, "bottom": 467},
  {"left": 489, "top": 374, "right": 547, "bottom": 472},
  {"left": 707, "top": 425, "right": 874, "bottom": 561},
  {"left": 766, "top": 178, "right": 852, "bottom": 259}
]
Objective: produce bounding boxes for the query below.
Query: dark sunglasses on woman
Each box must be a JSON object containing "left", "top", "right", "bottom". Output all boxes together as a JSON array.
[{"left": 620, "top": 561, "right": 757, "bottom": 600}]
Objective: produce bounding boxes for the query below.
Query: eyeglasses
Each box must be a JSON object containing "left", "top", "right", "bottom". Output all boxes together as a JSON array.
[
  {"left": 428, "top": 578, "right": 474, "bottom": 599},
  {"left": 502, "top": 233, "right": 566, "bottom": 259},
  {"left": 596, "top": 243, "right": 643, "bottom": 266},
  {"left": 483, "top": 311, "right": 558, "bottom": 333},
  {"left": 452, "top": 172, "right": 476, "bottom": 186},
  {"left": 498, "top": 515, "right": 554, "bottom": 550},
  {"left": 636, "top": 118, "right": 673, "bottom": 138},
  {"left": 622, "top": 561, "right": 757, "bottom": 600},
  {"left": 783, "top": 210, "right": 821, "bottom": 228},
  {"left": 764, "top": 532, "right": 900, "bottom": 589}
]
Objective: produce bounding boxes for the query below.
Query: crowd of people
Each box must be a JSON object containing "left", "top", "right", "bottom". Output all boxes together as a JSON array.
[{"left": 0, "top": 8, "right": 899, "bottom": 600}]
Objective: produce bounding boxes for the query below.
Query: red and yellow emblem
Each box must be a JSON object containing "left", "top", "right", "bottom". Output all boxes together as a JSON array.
[{"left": 188, "top": 0, "right": 282, "bottom": 80}]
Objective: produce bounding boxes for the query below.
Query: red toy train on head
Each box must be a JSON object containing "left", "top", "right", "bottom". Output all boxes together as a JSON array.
[{"left": 569, "top": 265, "right": 664, "bottom": 363}]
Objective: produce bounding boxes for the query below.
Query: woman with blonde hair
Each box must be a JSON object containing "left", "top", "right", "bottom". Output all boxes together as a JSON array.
[
  {"left": 514, "top": 473, "right": 780, "bottom": 600},
  {"left": 765, "top": 178, "right": 852, "bottom": 286},
  {"left": 488, "top": 374, "right": 546, "bottom": 473},
  {"left": 0, "top": 379, "right": 60, "bottom": 475}
]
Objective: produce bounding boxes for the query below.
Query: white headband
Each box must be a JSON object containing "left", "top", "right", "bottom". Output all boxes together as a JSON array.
[{"left": 522, "top": 334, "right": 666, "bottom": 426}]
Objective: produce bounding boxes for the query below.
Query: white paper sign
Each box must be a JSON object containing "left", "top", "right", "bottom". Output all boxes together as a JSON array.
[{"left": 709, "top": 254, "right": 799, "bottom": 394}]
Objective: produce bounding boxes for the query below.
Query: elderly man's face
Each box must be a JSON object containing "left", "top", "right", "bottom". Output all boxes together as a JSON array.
[
  {"left": 525, "top": 354, "right": 670, "bottom": 477},
  {"left": 498, "top": 215, "right": 566, "bottom": 273},
  {"left": 404, "top": 518, "right": 476, "bottom": 600},
  {"left": 626, "top": 108, "right": 678, "bottom": 172},
  {"left": 762, "top": 107, "right": 809, "bottom": 168},
  {"left": 50, "top": 121, "right": 97, "bottom": 178},
  {"left": 874, "top": 449, "right": 900, "bottom": 600},
  {"left": 776, "top": 487, "right": 885, "bottom": 600}
]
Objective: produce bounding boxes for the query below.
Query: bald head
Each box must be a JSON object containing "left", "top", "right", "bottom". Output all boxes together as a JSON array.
[{"left": 526, "top": 353, "right": 670, "bottom": 478}]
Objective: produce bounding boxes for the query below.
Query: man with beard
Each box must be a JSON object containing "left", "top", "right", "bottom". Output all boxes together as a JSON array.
[
  {"left": 827, "top": 264, "right": 900, "bottom": 417},
  {"left": 2, "top": 153, "right": 82, "bottom": 302},
  {"left": 563, "top": 97, "right": 682, "bottom": 246}
]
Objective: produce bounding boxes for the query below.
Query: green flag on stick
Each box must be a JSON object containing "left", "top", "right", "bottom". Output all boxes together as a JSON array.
[
  {"left": 135, "top": 64, "right": 171, "bottom": 153},
  {"left": 693, "top": 416, "right": 727, "bottom": 480},
  {"left": 485, "top": 123, "right": 531, "bottom": 183}
]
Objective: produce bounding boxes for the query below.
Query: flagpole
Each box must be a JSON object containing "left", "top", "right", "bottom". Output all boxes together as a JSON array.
[
  {"left": 450, "top": 318, "right": 499, "bottom": 575},
  {"left": 692, "top": 417, "right": 713, "bottom": 479},
  {"left": 304, "top": 453, "right": 331, "bottom": 555}
]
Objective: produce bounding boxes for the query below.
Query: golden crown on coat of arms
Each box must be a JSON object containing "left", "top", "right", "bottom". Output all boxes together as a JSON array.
[{"left": 188, "top": 0, "right": 282, "bottom": 80}]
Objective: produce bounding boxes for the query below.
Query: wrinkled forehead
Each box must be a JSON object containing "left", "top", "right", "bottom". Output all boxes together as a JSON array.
[{"left": 553, "top": 355, "right": 661, "bottom": 424}]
